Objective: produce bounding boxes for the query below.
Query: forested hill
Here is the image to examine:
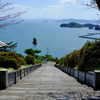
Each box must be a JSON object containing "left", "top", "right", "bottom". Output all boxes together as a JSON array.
[{"left": 60, "top": 22, "right": 100, "bottom": 30}]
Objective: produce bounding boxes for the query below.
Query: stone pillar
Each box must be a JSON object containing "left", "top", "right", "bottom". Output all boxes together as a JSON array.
[
  {"left": 0, "top": 69, "right": 8, "bottom": 89},
  {"left": 93, "top": 70, "right": 100, "bottom": 90}
]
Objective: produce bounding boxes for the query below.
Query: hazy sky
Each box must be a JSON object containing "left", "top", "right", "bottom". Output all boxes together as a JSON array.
[{"left": 2, "top": 0, "right": 99, "bottom": 20}]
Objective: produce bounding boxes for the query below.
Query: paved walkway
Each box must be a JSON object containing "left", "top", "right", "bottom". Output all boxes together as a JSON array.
[{"left": 0, "top": 62, "right": 100, "bottom": 100}]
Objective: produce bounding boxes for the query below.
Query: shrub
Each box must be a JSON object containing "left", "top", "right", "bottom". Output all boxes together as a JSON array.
[
  {"left": 34, "top": 55, "right": 39, "bottom": 59},
  {"left": 25, "top": 55, "right": 36, "bottom": 65},
  {"left": 0, "top": 52, "right": 21, "bottom": 69},
  {"left": 67, "top": 52, "right": 76, "bottom": 68},
  {"left": 20, "top": 58, "right": 26, "bottom": 65},
  {"left": 59, "top": 52, "right": 76, "bottom": 68},
  {"left": 15, "top": 53, "right": 24, "bottom": 58},
  {"left": 56, "top": 59, "right": 60, "bottom": 64},
  {"left": 0, "top": 56, "right": 5, "bottom": 66},
  {"left": 78, "top": 41, "right": 100, "bottom": 72},
  {"left": 4, "top": 59, "right": 19, "bottom": 69},
  {"left": 57, "top": 41, "right": 100, "bottom": 72},
  {"left": 35, "top": 59, "right": 41, "bottom": 64}
]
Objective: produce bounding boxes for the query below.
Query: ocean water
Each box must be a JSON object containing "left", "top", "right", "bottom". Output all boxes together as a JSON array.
[{"left": 0, "top": 21, "right": 99, "bottom": 58}]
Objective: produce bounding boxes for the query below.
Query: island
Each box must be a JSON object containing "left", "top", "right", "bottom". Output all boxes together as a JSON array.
[
  {"left": 32, "top": 38, "right": 37, "bottom": 45},
  {"left": 60, "top": 22, "right": 82, "bottom": 28},
  {"left": 60, "top": 22, "right": 100, "bottom": 30},
  {"left": 94, "top": 25, "right": 100, "bottom": 30}
]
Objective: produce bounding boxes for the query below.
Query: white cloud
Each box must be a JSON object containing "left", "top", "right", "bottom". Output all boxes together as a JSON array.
[
  {"left": 32, "top": 5, "right": 65, "bottom": 19},
  {"left": 11, "top": 4, "right": 30, "bottom": 11},
  {"left": 60, "top": 0, "right": 76, "bottom": 3},
  {"left": 42, "top": 5, "right": 65, "bottom": 12}
]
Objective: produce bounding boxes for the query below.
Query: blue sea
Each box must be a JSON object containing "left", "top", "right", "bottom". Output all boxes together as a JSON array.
[{"left": 0, "top": 21, "right": 100, "bottom": 58}]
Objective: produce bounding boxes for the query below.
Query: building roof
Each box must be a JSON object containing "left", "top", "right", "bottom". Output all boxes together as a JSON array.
[{"left": 0, "top": 41, "right": 8, "bottom": 48}]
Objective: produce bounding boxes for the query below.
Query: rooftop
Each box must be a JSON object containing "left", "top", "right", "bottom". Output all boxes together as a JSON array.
[{"left": 0, "top": 41, "right": 8, "bottom": 48}]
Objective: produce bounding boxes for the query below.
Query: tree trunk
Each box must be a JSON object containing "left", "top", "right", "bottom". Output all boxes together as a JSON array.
[{"left": 96, "top": 0, "right": 100, "bottom": 10}]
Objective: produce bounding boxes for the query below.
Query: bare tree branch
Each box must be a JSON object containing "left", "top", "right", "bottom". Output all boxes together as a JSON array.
[
  {"left": 76, "top": 0, "right": 99, "bottom": 10},
  {"left": 0, "top": 1, "right": 27, "bottom": 29},
  {"left": 0, "top": 2, "right": 14, "bottom": 12},
  {"left": 76, "top": 0, "right": 100, "bottom": 23}
]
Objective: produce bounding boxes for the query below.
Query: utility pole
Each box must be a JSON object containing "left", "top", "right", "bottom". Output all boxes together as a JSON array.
[
  {"left": 47, "top": 46, "right": 49, "bottom": 56},
  {"left": 47, "top": 46, "right": 49, "bottom": 61}
]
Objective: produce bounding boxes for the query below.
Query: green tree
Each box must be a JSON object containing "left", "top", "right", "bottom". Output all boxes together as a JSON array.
[
  {"left": 24, "top": 48, "right": 41, "bottom": 57},
  {"left": 24, "top": 48, "right": 35, "bottom": 56},
  {"left": 6, "top": 41, "right": 18, "bottom": 52},
  {"left": 0, "top": 41, "right": 18, "bottom": 52},
  {"left": 35, "top": 49, "right": 41, "bottom": 54},
  {"left": 40, "top": 54, "right": 56, "bottom": 61}
]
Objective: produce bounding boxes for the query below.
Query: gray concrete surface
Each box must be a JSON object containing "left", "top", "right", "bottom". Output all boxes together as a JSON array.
[{"left": 0, "top": 62, "right": 100, "bottom": 100}]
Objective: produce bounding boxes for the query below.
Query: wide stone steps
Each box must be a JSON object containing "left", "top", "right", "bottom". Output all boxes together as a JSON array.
[{"left": 0, "top": 62, "right": 100, "bottom": 100}]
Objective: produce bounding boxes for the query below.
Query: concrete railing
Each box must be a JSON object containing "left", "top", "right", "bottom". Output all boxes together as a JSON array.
[
  {"left": 0, "top": 64, "right": 42, "bottom": 90},
  {"left": 54, "top": 64, "right": 100, "bottom": 90}
]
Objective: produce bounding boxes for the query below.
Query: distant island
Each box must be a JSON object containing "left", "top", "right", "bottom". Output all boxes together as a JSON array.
[
  {"left": 60, "top": 22, "right": 100, "bottom": 30},
  {"left": 43, "top": 21, "right": 48, "bottom": 22},
  {"left": 32, "top": 38, "right": 37, "bottom": 45}
]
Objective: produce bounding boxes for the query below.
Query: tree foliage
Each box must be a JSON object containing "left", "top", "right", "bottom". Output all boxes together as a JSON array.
[
  {"left": 24, "top": 48, "right": 41, "bottom": 56},
  {"left": 24, "top": 48, "right": 35, "bottom": 56},
  {"left": 6, "top": 41, "right": 18, "bottom": 52},
  {"left": 0, "top": 52, "right": 21, "bottom": 69},
  {"left": 0, "top": 41, "right": 18, "bottom": 52},
  {"left": 40, "top": 54, "right": 56, "bottom": 61},
  {"left": 25, "top": 55, "right": 35, "bottom": 65},
  {"left": 58, "top": 41, "right": 100, "bottom": 72}
]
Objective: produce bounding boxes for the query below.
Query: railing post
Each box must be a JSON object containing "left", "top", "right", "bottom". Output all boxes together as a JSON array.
[
  {"left": 20, "top": 70, "right": 22, "bottom": 79},
  {"left": 65, "top": 67, "right": 67, "bottom": 73},
  {"left": 0, "top": 69, "right": 8, "bottom": 89},
  {"left": 84, "top": 72, "right": 86, "bottom": 84},
  {"left": 73, "top": 68, "right": 76, "bottom": 77},
  {"left": 93, "top": 70, "right": 100, "bottom": 90},
  {"left": 27, "top": 68, "right": 29, "bottom": 74},
  {"left": 15, "top": 72, "right": 17, "bottom": 84},
  {"left": 24, "top": 69, "right": 26, "bottom": 76},
  {"left": 77, "top": 69, "right": 79, "bottom": 81}
]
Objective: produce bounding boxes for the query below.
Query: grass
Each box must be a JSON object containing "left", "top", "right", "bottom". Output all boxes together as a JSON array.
[
  {"left": 7, "top": 68, "right": 14, "bottom": 71},
  {"left": 75, "top": 66, "right": 78, "bottom": 69},
  {"left": 21, "top": 64, "right": 32, "bottom": 68},
  {"left": 0, "top": 67, "right": 14, "bottom": 71},
  {"left": 0, "top": 64, "right": 33, "bottom": 71},
  {"left": 94, "top": 67, "right": 100, "bottom": 71},
  {"left": 0, "top": 67, "right": 3, "bottom": 70}
]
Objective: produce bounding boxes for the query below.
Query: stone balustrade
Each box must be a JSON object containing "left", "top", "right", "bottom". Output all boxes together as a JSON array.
[
  {"left": 54, "top": 64, "right": 100, "bottom": 90},
  {"left": 0, "top": 64, "right": 42, "bottom": 89}
]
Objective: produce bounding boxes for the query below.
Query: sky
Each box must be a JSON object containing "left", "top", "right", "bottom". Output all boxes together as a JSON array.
[{"left": 1, "top": 0, "right": 100, "bottom": 20}]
